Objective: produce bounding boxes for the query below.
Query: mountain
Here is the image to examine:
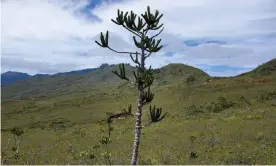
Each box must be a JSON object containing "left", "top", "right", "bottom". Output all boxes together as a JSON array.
[
  {"left": 238, "top": 58, "right": 276, "bottom": 77},
  {"left": 1, "top": 63, "right": 209, "bottom": 101},
  {"left": 1, "top": 71, "right": 31, "bottom": 86},
  {"left": 1, "top": 67, "right": 102, "bottom": 86},
  {"left": 2, "top": 58, "right": 275, "bottom": 101},
  {"left": 155, "top": 63, "right": 210, "bottom": 82}
]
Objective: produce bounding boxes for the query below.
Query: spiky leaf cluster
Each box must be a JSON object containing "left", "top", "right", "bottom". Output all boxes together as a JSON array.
[
  {"left": 95, "top": 6, "right": 164, "bottom": 53},
  {"left": 133, "top": 66, "right": 154, "bottom": 89},
  {"left": 141, "top": 6, "right": 163, "bottom": 30},
  {"left": 95, "top": 31, "right": 109, "bottom": 47},
  {"left": 123, "top": 104, "right": 132, "bottom": 114},
  {"left": 143, "top": 87, "right": 154, "bottom": 105},
  {"left": 133, "top": 36, "right": 162, "bottom": 52},
  {"left": 112, "top": 10, "right": 146, "bottom": 32},
  {"left": 100, "top": 136, "right": 112, "bottom": 145},
  {"left": 112, "top": 64, "right": 129, "bottom": 81},
  {"left": 149, "top": 105, "right": 166, "bottom": 123}
]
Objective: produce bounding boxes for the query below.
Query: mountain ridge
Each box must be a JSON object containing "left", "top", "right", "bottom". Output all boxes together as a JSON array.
[
  {"left": 1, "top": 58, "right": 275, "bottom": 101},
  {"left": 1, "top": 63, "right": 210, "bottom": 100}
]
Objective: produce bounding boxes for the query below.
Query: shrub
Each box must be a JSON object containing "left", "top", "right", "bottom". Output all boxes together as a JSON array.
[
  {"left": 257, "top": 90, "right": 276, "bottom": 102},
  {"left": 186, "top": 105, "right": 204, "bottom": 116},
  {"left": 186, "top": 74, "right": 196, "bottom": 86},
  {"left": 186, "top": 96, "right": 235, "bottom": 115},
  {"left": 49, "top": 118, "right": 73, "bottom": 131}
]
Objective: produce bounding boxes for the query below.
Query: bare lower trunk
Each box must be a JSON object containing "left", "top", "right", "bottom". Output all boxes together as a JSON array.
[{"left": 130, "top": 84, "right": 143, "bottom": 165}]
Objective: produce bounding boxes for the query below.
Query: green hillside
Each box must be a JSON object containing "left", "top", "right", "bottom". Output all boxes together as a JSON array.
[
  {"left": 1, "top": 61, "right": 276, "bottom": 165},
  {"left": 238, "top": 58, "right": 276, "bottom": 77},
  {"left": 1, "top": 63, "right": 209, "bottom": 101}
]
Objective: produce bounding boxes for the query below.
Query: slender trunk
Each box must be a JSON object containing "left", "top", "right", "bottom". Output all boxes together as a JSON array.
[
  {"left": 130, "top": 49, "right": 145, "bottom": 165},
  {"left": 130, "top": 84, "right": 143, "bottom": 165}
]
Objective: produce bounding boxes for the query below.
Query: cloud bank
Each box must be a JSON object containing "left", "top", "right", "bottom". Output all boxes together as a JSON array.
[{"left": 1, "top": 0, "right": 276, "bottom": 76}]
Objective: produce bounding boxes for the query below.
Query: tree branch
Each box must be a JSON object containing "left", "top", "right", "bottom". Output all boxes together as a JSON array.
[
  {"left": 150, "top": 27, "right": 164, "bottom": 39},
  {"left": 122, "top": 24, "right": 143, "bottom": 38},
  {"left": 144, "top": 48, "right": 152, "bottom": 53},
  {"left": 130, "top": 53, "right": 141, "bottom": 67},
  {"left": 145, "top": 52, "right": 152, "bottom": 58},
  {"left": 107, "top": 46, "right": 141, "bottom": 55}
]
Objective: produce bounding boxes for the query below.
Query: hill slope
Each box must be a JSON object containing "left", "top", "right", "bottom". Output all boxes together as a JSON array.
[
  {"left": 1, "top": 63, "right": 209, "bottom": 101},
  {"left": 155, "top": 63, "right": 210, "bottom": 84},
  {"left": 1, "top": 59, "right": 276, "bottom": 165},
  {"left": 238, "top": 58, "right": 276, "bottom": 77},
  {"left": 1, "top": 71, "right": 31, "bottom": 86}
]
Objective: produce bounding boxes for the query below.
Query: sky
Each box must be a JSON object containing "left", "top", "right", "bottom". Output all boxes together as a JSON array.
[{"left": 1, "top": 0, "right": 276, "bottom": 76}]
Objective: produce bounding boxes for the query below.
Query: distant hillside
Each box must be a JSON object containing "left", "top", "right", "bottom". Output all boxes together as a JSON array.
[
  {"left": 1, "top": 64, "right": 134, "bottom": 100},
  {"left": 1, "top": 63, "right": 208, "bottom": 100},
  {"left": 1, "top": 71, "right": 31, "bottom": 86},
  {"left": 154, "top": 63, "right": 210, "bottom": 84},
  {"left": 3, "top": 58, "right": 275, "bottom": 101},
  {"left": 238, "top": 58, "right": 276, "bottom": 77},
  {"left": 1, "top": 67, "right": 102, "bottom": 86}
]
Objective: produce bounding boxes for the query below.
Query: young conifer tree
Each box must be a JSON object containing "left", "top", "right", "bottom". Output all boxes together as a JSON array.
[{"left": 95, "top": 6, "right": 165, "bottom": 165}]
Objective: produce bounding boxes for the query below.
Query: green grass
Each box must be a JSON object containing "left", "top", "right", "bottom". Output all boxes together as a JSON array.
[{"left": 1, "top": 60, "right": 276, "bottom": 164}]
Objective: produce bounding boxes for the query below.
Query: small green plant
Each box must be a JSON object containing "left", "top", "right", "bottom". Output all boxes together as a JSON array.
[
  {"left": 189, "top": 134, "right": 198, "bottom": 160},
  {"left": 149, "top": 105, "right": 167, "bottom": 123},
  {"left": 186, "top": 105, "right": 204, "bottom": 116},
  {"left": 186, "top": 73, "right": 196, "bottom": 87},
  {"left": 10, "top": 126, "right": 24, "bottom": 155},
  {"left": 202, "top": 124, "right": 223, "bottom": 151},
  {"left": 205, "top": 97, "right": 235, "bottom": 113},
  {"left": 65, "top": 139, "right": 98, "bottom": 164},
  {"left": 1, "top": 139, "right": 11, "bottom": 165},
  {"left": 99, "top": 113, "right": 114, "bottom": 165},
  {"left": 217, "top": 96, "right": 234, "bottom": 109},
  {"left": 239, "top": 96, "right": 252, "bottom": 111},
  {"left": 49, "top": 118, "right": 73, "bottom": 131},
  {"left": 123, "top": 104, "right": 133, "bottom": 115},
  {"left": 256, "top": 132, "right": 265, "bottom": 143}
]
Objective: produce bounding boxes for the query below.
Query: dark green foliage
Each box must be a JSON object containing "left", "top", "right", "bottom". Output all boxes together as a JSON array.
[
  {"left": 112, "top": 64, "right": 129, "bottom": 81},
  {"left": 100, "top": 115, "right": 113, "bottom": 165},
  {"left": 189, "top": 135, "right": 198, "bottom": 160},
  {"left": 215, "top": 97, "right": 235, "bottom": 111},
  {"left": 133, "top": 66, "right": 155, "bottom": 89},
  {"left": 257, "top": 90, "right": 276, "bottom": 102},
  {"left": 142, "top": 87, "right": 154, "bottom": 105},
  {"left": 149, "top": 105, "right": 167, "bottom": 123},
  {"left": 95, "top": 31, "right": 109, "bottom": 47},
  {"left": 239, "top": 96, "right": 252, "bottom": 111},
  {"left": 123, "top": 104, "right": 132, "bottom": 114},
  {"left": 48, "top": 118, "right": 73, "bottom": 131},
  {"left": 11, "top": 127, "right": 24, "bottom": 137},
  {"left": 186, "top": 73, "right": 196, "bottom": 86},
  {"left": 185, "top": 97, "right": 235, "bottom": 115}
]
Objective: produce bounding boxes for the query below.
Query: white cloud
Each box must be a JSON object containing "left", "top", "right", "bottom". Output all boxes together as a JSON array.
[{"left": 1, "top": 0, "right": 276, "bottom": 76}]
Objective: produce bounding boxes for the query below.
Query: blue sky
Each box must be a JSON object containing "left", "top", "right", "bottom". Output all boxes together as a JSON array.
[{"left": 1, "top": 0, "right": 276, "bottom": 76}]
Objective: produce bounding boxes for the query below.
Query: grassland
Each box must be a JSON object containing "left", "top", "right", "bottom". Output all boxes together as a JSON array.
[{"left": 1, "top": 60, "right": 276, "bottom": 165}]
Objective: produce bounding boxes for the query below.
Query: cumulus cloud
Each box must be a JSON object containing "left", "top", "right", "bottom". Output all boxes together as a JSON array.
[{"left": 1, "top": 0, "right": 276, "bottom": 76}]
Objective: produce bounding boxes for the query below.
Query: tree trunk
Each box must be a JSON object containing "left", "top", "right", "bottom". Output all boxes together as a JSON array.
[
  {"left": 130, "top": 84, "right": 143, "bottom": 165},
  {"left": 130, "top": 49, "right": 145, "bottom": 165}
]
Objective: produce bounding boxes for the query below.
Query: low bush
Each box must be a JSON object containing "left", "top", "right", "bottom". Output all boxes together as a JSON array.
[
  {"left": 185, "top": 96, "right": 235, "bottom": 115},
  {"left": 257, "top": 90, "right": 276, "bottom": 102}
]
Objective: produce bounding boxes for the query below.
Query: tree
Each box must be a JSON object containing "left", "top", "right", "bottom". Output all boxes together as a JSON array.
[{"left": 95, "top": 6, "right": 165, "bottom": 165}]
